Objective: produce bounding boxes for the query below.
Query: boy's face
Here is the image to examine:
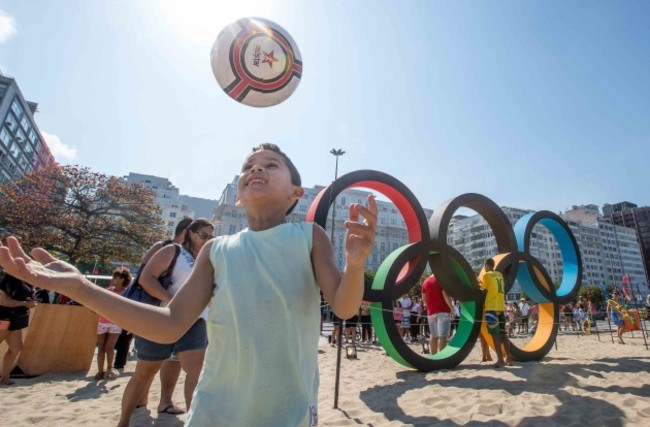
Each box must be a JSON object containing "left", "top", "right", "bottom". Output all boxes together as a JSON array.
[{"left": 236, "top": 149, "right": 303, "bottom": 211}]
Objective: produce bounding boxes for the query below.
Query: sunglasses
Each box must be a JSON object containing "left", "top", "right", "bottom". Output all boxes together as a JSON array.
[{"left": 194, "top": 231, "right": 214, "bottom": 240}]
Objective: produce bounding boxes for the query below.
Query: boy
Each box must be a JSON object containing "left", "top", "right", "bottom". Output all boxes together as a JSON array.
[{"left": 0, "top": 143, "right": 377, "bottom": 426}]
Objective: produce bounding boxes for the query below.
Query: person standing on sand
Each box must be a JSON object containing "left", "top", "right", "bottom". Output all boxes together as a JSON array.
[
  {"left": 94, "top": 268, "right": 132, "bottom": 381},
  {"left": 0, "top": 273, "right": 36, "bottom": 385},
  {"left": 607, "top": 290, "right": 627, "bottom": 345},
  {"left": 421, "top": 274, "right": 452, "bottom": 354},
  {"left": 479, "top": 258, "right": 512, "bottom": 368},
  {"left": 0, "top": 143, "right": 377, "bottom": 425}
]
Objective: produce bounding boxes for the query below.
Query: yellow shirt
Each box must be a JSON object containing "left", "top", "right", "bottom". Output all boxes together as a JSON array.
[{"left": 480, "top": 271, "right": 506, "bottom": 312}]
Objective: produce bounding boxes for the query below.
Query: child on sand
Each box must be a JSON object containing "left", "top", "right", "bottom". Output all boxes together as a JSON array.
[
  {"left": 94, "top": 268, "right": 131, "bottom": 381},
  {"left": 0, "top": 143, "right": 377, "bottom": 426}
]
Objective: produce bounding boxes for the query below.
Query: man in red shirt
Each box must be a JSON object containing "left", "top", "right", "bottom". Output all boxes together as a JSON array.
[{"left": 421, "top": 274, "right": 452, "bottom": 354}]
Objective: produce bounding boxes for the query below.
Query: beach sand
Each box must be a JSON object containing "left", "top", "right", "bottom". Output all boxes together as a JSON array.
[{"left": 2, "top": 330, "right": 650, "bottom": 426}]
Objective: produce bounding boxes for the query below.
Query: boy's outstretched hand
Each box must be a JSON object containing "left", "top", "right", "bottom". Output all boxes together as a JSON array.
[
  {"left": 0, "top": 236, "right": 83, "bottom": 293},
  {"left": 344, "top": 194, "right": 378, "bottom": 267}
]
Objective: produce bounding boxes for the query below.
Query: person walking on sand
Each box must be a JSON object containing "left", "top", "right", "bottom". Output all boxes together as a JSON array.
[
  {"left": 119, "top": 217, "right": 193, "bottom": 416},
  {"left": 607, "top": 290, "right": 627, "bottom": 344},
  {"left": 479, "top": 258, "right": 512, "bottom": 368},
  {"left": 118, "top": 218, "right": 213, "bottom": 425}
]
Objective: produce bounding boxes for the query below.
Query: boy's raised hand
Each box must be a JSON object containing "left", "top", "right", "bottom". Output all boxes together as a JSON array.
[
  {"left": 0, "top": 236, "right": 83, "bottom": 293},
  {"left": 344, "top": 194, "right": 378, "bottom": 267}
]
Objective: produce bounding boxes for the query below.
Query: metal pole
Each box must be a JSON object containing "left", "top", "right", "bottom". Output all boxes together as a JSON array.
[
  {"left": 330, "top": 153, "right": 339, "bottom": 246},
  {"left": 329, "top": 148, "right": 345, "bottom": 410},
  {"left": 606, "top": 308, "right": 615, "bottom": 344},
  {"left": 639, "top": 315, "right": 649, "bottom": 350},
  {"left": 333, "top": 317, "right": 344, "bottom": 409}
]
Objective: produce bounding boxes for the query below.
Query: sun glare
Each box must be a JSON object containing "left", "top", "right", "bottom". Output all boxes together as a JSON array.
[{"left": 159, "top": 0, "right": 276, "bottom": 47}]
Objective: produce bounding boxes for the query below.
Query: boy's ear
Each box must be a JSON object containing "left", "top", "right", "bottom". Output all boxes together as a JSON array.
[
  {"left": 235, "top": 194, "right": 241, "bottom": 207},
  {"left": 292, "top": 186, "right": 305, "bottom": 199}
]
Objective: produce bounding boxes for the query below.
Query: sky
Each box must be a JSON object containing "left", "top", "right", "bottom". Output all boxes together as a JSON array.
[{"left": 0, "top": 0, "right": 648, "bottom": 214}]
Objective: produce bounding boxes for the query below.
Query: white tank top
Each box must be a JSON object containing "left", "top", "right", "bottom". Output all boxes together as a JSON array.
[{"left": 166, "top": 246, "right": 208, "bottom": 320}]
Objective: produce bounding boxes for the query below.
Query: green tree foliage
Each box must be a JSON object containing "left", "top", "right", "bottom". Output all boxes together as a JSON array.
[
  {"left": 0, "top": 164, "right": 167, "bottom": 265},
  {"left": 579, "top": 286, "right": 605, "bottom": 305},
  {"left": 364, "top": 270, "right": 375, "bottom": 291}
]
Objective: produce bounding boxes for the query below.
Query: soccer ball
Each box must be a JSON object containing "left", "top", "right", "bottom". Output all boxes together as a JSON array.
[{"left": 210, "top": 17, "right": 302, "bottom": 107}]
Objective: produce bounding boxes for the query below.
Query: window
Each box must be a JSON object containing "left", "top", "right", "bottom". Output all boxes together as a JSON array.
[
  {"left": 4, "top": 114, "right": 17, "bottom": 132},
  {"left": 0, "top": 129, "right": 10, "bottom": 147},
  {"left": 228, "top": 224, "right": 237, "bottom": 234},
  {"left": 18, "top": 155, "right": 29, "bottom": 170},
  {"left": 15, "top": 129, "right": 26, "bottom": 146},
  {"left": 28, "top": 129, "right": 37, "bottom": 143},
  {"left": 169, "top": 212, "right": 177, "bottom": 218},
  {"left": 9, "top": 143, "right": 20, "bottom": 158},
  {"left": 20, "top": 116, "right": 30, "bottom": 132},
  {"left": 11, "top": 100, "right": 23, "bottom": 118}
]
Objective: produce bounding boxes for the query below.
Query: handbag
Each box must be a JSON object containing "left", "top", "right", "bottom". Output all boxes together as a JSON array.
[{"left": 121, "top": 244, "right": 182, "bottom": 306}]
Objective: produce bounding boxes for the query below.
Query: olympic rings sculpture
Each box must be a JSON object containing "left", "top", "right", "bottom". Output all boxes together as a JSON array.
[{"left": 306, "top": 170, "right": 582, "bottom": 372}]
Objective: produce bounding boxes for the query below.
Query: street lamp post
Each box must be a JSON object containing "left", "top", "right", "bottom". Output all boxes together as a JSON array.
[
  {"left": 329, "top": 148, "right": 345, "bottom": 249},
  {"left": 329, "top": 148, "right": 345, "bottom": 410}
]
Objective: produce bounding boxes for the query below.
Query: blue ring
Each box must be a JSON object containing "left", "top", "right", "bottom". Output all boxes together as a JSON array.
[{"left": 514, "top": 211, "right": 581, "bottom": 304}]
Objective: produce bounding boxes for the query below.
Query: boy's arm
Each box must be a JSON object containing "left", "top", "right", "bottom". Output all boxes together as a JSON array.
[
  {"left": 0, "top": 236, "right": 206, "bottom": 343},
  {"left": 313, "top": 195, "right": 377, "bottom": 319}
]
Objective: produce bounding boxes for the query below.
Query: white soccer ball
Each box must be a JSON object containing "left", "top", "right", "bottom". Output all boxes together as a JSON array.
[{"left": 210, "top": 17, "right": 302, "bottom": 107}]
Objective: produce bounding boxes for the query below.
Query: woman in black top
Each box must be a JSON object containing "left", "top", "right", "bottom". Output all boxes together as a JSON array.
[{"left": 0, "top": 273, "right": 36, "bottom": 385}]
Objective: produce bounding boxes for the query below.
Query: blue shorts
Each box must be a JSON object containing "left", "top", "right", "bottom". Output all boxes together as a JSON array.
[{"left": 135, "top": 319, "right": 207, "bottom": 361}]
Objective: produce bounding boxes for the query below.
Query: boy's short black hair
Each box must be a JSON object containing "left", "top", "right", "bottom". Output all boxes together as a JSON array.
[
  {"left": 484, "top": 258, "right": 495, "bottom": 269},
  {"left": 250, "top": 143, "right": 302, "bottom": 215},
  {"left": 250, "top": 143, "right": 301, "bottom": 186}
]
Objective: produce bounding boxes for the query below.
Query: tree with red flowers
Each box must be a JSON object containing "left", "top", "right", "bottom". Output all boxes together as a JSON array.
[{"left": 0, "top": 164, "right": 166, "bottom": 265}]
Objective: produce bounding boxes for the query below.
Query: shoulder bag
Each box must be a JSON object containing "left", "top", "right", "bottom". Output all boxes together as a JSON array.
[{"left": 121, "top": 244, "right": 182, "bottom": 306}]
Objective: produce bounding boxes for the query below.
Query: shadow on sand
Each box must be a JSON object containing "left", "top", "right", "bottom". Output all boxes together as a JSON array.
[{"left": 349, "top": 355, "right": 650, "bottom": 426}]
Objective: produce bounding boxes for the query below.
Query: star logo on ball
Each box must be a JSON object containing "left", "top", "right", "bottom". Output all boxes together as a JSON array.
[{"left": 261, "top": 50, "right": 278, "bottom": 68}]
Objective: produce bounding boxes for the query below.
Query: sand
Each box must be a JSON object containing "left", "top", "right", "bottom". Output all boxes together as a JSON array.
[{"left": 2, "top": 329, "right": 650, "bottom": 426}]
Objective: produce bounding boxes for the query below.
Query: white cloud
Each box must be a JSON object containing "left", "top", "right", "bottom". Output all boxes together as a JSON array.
[
  {"left": 42, "top": 131, "right": 77, "bottom": 163},
  {"left": 0, "top": 11, "right": 16, "bottom": 43}
]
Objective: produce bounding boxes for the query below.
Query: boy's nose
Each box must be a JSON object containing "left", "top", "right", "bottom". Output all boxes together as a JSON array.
[{"left": 250, "top": 164, "right": 264, "bottom": 172}]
